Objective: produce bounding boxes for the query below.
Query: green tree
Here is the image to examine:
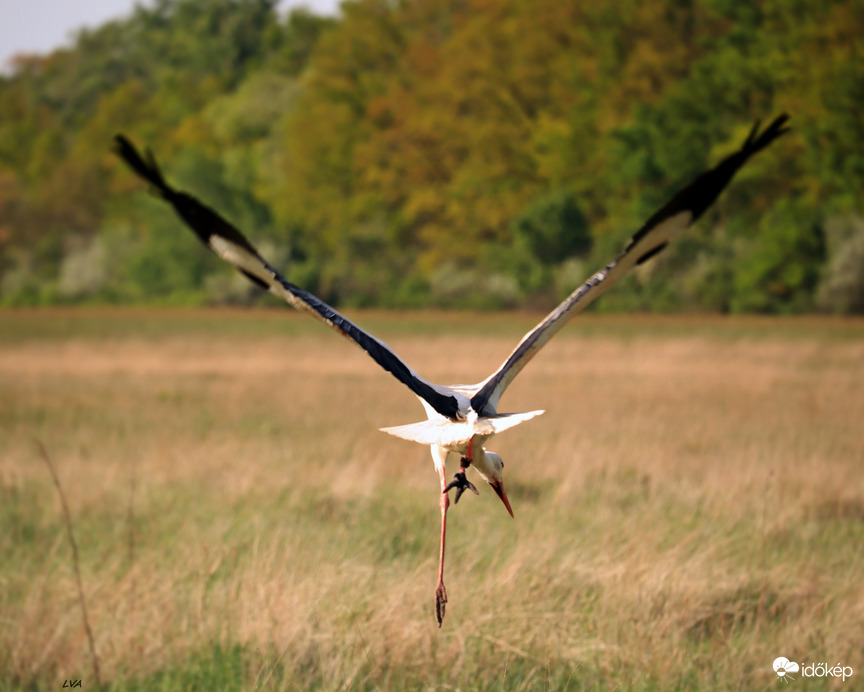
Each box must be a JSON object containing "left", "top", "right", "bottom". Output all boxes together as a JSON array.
[
  {"left": 0, "top": 0, "right": 862, "bottom": 311},
  {"left": 731, "top": 200, "right": 825, "bottom": 313}
]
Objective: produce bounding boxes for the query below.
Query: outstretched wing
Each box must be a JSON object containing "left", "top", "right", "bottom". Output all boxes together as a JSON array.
[
  {"left": 470, "top": 114, "right": 790, "bottom": 415},
  {"left": 113, "top": 135, "right": 463, "bottom": 420}
]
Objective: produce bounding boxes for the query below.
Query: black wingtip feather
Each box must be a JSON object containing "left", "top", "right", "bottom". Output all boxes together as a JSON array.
[
  {"left": 113, "top": 134, "right": 268, "bottom": 260},
  {"left": 240, "top": 269, "right": 270, "bottom": 291},
  {"left": 683, "top": 113, "right": 791, "bottom": 222},
  {"left": 113, "top": 134, "right": 171, "bottom": 196},
  {"left": 742, "top": 113, "right": 790, "bottom": 157},
  {"left": 635, "top": 241, "right": 668, "bottom": 266},
  {"left": 618, "top": 114, "right": 791, "bottom": 265}
]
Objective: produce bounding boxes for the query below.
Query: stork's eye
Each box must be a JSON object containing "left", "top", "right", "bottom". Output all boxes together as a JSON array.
[{"left": 499, "top": 461, "right": 504, "bottom": 468}]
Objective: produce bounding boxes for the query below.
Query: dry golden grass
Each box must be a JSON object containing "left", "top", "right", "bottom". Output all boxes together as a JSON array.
[{"left": 1, "top": 309, "right": 863, "bottom": 690}]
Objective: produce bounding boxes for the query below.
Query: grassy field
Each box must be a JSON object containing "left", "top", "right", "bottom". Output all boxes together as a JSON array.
[{"left": 1, "top": 308, "right": 863, "bottom": 690}]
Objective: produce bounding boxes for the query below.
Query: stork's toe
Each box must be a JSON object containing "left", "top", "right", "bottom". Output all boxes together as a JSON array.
[
  {"left": 435, "top": 583, "right": 448, "bottom": 627},
  {"left": 444, "top": 471, "right": 478, "bottom": 503}
]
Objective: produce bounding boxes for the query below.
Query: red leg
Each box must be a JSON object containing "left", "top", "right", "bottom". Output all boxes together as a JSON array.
[
  {"left": 435, "top": 461, "right": 449, "bottom": 627},
  {"left": 434, "top": 439, "right": 475, "bottom": 626}
]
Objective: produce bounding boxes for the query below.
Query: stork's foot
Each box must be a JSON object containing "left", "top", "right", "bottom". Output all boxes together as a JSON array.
[
  {"left": 435, "top": 582, "right": 448, "bottom": 627},
  {"left": 444, "top": 470, "right": 478, "bottom": 504}
]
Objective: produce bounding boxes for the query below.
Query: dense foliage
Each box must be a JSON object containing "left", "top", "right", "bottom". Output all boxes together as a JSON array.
[{"left": 1, "top": 0, "right": 861, "bottom": 312}]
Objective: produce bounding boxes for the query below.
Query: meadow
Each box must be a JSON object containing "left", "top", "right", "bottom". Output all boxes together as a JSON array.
[{"left": 1, "top": 308, "right": 862, "bottom": 690}]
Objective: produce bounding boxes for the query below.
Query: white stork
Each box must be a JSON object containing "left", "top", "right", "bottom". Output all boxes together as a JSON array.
[{"left": 114, "top": 114, "right": 789, "bottom": 626}]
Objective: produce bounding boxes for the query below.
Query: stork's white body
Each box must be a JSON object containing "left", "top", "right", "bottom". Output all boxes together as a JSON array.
[{"left": 382, "top": 402, "right": 544, "bottom": 474}]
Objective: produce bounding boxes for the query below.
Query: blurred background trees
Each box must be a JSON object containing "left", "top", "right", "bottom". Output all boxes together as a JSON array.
[{"left": 0, "top": 0, "right": 861, "bottom": 312}]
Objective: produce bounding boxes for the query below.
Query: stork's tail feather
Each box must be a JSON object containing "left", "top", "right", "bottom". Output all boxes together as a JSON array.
[
  {"left": 380, "top": 420, "right": 467, "bottom": 446},
  {"left": 380, "top": 410, "right": 544, "bottom": 447}
]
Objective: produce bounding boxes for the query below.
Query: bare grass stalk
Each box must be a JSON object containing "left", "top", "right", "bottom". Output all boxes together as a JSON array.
[
  {"left": 37, "top": 441, "right": 102, "bottom": 688},
  {"left": 126, "top": 451, "right": 138, "bottom": 661}
]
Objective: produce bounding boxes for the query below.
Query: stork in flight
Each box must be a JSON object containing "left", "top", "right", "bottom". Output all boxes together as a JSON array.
[{"left": 114, "top": 114, "right": 788, "bottom": 626}]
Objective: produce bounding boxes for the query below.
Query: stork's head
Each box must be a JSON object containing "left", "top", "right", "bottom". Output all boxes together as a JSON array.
[{"left": 474, "top": 449, "right": 514, "bottom": 518}]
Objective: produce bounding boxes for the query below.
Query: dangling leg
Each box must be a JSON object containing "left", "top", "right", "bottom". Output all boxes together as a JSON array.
[
  {"left": 432, "top": 446, "right": 450, "bottom": 627},
  {"left": 436, "top": 467, "right": 449, "bottom": 626},
  {"left": 433, "top": 438, "right": 482, "bottom": 625},
  {"left": 433, "top": 445, "right": 450, "bottom": 626}
]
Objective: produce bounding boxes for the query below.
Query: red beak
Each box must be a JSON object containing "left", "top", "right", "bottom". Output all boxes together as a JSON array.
[{"left": 490, "top": 481, "right": 514, "bottom": 518}]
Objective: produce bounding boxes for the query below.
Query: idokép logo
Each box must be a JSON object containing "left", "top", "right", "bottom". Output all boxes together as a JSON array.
[
  {"left": 773, "top": 656, "right": 854, "bottom": 683},
  {"left": 773, "top": 657, "right": 799, "bottom": 681}
]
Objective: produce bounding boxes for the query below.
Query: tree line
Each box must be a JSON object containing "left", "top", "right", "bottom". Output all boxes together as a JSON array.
[{"left": 1, "top": 0, "right": 862, "bottom": 312}]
